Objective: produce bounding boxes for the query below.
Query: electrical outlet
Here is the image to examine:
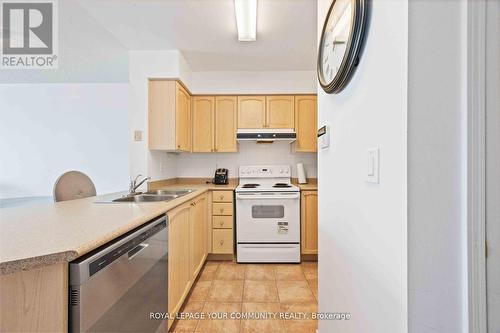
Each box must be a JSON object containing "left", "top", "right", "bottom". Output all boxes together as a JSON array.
[
  {"left": 134, "top": 130, "right": 143, "bottom": 142},
  {"left": 366, "top": 147, "right": 380, "bottom": 184}
]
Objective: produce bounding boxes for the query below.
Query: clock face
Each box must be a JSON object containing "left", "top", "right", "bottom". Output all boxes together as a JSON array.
[
  {"left": 317, "top": 0, "right": 369, "bottom": 94},
  {"left": 320, "top": 0, "right": 353, "bottom": 84}
]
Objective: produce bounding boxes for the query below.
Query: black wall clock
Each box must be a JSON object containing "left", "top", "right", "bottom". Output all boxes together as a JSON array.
[{"left": 317, "top": 0, "right": 369, "bottom": 94}]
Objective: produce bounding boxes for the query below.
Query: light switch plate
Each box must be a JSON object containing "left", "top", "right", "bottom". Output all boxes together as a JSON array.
[
  {"left": 366, "top": 147, "right": 380, "bottom": 184},
  {"left": 134, "top": 130, "right": 143, "bottom": 142}
]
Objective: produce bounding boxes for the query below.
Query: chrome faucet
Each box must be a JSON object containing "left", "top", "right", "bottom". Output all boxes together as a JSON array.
[{"left": 129, "top": 174, "right": 151, "bottom": 195}]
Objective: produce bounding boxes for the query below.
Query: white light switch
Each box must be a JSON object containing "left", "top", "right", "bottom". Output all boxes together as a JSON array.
[
  {"left": 366, "top": 148, "right": 379, "bottom": 183},
  {"left": 134, "top": 130, "right": 143, "bottom": 142}
]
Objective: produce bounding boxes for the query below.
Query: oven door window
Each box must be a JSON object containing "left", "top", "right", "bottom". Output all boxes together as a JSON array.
[{"left": 252, "top": 205, "right": 285, "bottom": 219}]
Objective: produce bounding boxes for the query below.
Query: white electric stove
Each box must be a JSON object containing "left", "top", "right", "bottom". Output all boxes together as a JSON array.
[{"left": 236, "top": 165, "right": 300, "bottom": 263}]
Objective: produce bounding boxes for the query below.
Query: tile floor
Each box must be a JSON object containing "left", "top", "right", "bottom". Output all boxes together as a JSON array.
[{"left": 170, "top": 260, "right": 318, "bottom": 333}]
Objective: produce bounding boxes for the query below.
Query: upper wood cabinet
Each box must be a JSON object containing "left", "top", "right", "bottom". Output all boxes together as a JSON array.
[
  {"left": 148, "top": 80, "right": 191, "bottom": 152},
  {"left": 192, "top": 96, "right": 215, "bottom": 152},
  {"left": 192, "top": 96, "right": 237, "bottom": 153},
  {"left": 215, "top": 96, "right": 238, "bottom": 152},
  {"left": 301, "top": 190, "right": 318, "bottom": 255},
  {"left": 237, "top": 96, "right": 266, "bottom": 128},
  {"left": 266, "top": 96, "right": 295, "bottom": 128},
  {"left": 294, "top": 95, "right": 317, "bottom": 152}
]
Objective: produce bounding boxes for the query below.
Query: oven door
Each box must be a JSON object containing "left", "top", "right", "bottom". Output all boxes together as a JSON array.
[{"left": 236, "top": 192, "right": 300, "bottom": 243}]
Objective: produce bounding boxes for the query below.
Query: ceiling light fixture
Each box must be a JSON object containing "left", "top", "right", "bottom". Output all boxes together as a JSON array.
[{"left": 234, "top": 0, "right": 257, "bottom": 42}]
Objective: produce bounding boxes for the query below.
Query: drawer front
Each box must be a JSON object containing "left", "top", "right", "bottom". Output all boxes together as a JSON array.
[
  {"left": 213, "top": 203, "right": 233, "bottom": 216},
  {"left": 213, "top": 215, "right": 233, "bottom": 229},
  {"left": 213, "top": 229, "right": 233, "bottom": 254},
  {"left": 212, "top": 190, "right": 233, "bottom": 203}
]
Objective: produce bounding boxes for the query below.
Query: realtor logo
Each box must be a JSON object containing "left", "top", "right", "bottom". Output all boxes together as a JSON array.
[{"left": 1, "top": 0, "right": 58, "bottom": 69}]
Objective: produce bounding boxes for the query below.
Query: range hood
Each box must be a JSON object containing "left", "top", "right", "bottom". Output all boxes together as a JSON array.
[{"left": 236, "top": 128, "right": 296, "bottom": 143}]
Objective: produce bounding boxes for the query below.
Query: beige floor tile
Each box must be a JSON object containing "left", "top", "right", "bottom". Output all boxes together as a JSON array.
[
  {"left": 195, "top": 302, "right": 241, "bottom": 333},
  {"left": 204, "top": 260, "right": 221, "bottom": 267},
  {"left": 307, "top": 278, "right": 318, "bottom": 300},
  {"left": 281, "top": 303, "right": 318, "bottom": 333},
  {"left": 241, "top": 303, "right": 284, "bottom": 333},
  {"left": 208, "top": 280, "right": 244, "bottom": 302},
  {"left": 244, "top": 264, "right": 275, "bottom": 281},
  {"left": 171, "top": 301, "right": 204, "bottom": 333},
  {"left": 275, "top": 265, "right": 306, "bottom": 281},
  {"left": 276, "top": 280, "right": 315, "bottom": 304},
  {"left": 189, "top": 280, "right": 213, "bottom": 302},
  {"left": 301, "top": 265, "right": 318, "bottom": 281},
  {"left": 243, "top": 280, "right": 279, "bottom": 302},
  {"left": 198, "top": 265, "right": 218, "bottom": 281},
  {"left": 215, "top": 263, "right": 245, "bottom": 280}
]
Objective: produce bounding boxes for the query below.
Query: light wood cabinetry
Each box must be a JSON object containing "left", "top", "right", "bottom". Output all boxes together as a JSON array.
[
  {"left": 0, "top": 262, "right": 67, "bottom": 332},
  {"left": 266, "top": 96, "right": 295, "bottom": 128},
  {"left": 149, "top": 80, "right": 191, "bottom": 152},
  {"left": 167, "top": 203, "right": 192, "bottom": 318},
  {"left": 211, "top": 190, "right": 234, "bottom": 254},
  {"left": 167, "top": 192, "right": 208, "bottom": 328},
  {"left": 192, "top": 96, "right": 238, "bottom": 153},
  {"left": 192, "top": 96, "right": 215, "bottom": 152},
  {"left": 215, "top": 96, "right": 238, "bottom": 152},
  {"left": 190, "top": 193, "right": 208, "bottom": 277},
  {"left": 294, "top": 95, "right": 318, "bottom": 152},
  {"left": 238, "top": 96, "right": 266, "bottom": 128},
  {"left": 301, "top": 190, "right": 318, "bottom": 254}
]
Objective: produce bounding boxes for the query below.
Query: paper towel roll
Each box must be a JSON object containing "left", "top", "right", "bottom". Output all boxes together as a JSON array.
[{"left": 297, "top": 163, "right": 307, "bottom": 184}]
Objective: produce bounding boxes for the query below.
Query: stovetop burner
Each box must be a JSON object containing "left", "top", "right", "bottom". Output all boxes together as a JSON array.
[
  {"left": 273, "top": 183, "right": 292, "bottom": 188},
  {"left": 242, "top": 183, "right": 261, "bottom": 188}
]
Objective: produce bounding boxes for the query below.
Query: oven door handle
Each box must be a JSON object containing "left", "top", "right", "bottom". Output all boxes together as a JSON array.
[{"left": 236, "top": 193, "right": 300, "bottom": 200}]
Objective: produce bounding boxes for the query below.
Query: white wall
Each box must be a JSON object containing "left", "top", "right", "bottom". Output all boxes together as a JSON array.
[
  {"left": 190, "top": 71, "right": 317, "bottom": 94},
  {"left": 0, "top": 84, "right": 129, "bottom": 199},
  {"left": 128, "top": 50, "right": 193, "bottom": 186},
  {"left": 485, "top": 0, "right": 499, "bottom": 331},
  {"left": 407, "top": 1, "right": 469, "bottom": 332},
  {"left": 317, "top": 1, "right": 408, "bottom": 332},
  {"left": 176, "top": 141, "right": 317, "bottom": 179}
]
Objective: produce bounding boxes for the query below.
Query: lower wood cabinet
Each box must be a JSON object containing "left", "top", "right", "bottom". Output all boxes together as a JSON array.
[
  {"left": 211, "top": 190, "right": 234, "bottom": 254},
  {"left": 301, "top": 190, "right": 318, "bottom": 254},
  {"left": 167, "top": 192, "right": 208, "bottom": 328}
]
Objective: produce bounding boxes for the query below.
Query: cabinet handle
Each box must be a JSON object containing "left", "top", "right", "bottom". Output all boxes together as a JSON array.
[
  {"left": 219, "top": 221, "right": 224, "bottom": 226},
  {"left": 219, "top": 195, "right": 224, "bottom": 200},
  {"left": 220, "top": 208, "right": 224, "bottom": 213},
  {"left": 219, "top": 240, "right": 224, "bottom": 246}
]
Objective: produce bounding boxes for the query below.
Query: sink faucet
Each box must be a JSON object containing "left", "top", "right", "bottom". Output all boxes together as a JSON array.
[{"left": 129, "top": 174, "right": 151, "bottom": 195}]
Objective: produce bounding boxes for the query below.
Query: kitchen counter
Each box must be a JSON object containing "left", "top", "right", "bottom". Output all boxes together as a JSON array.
[
  {"left": 0, "top": 180, "right": 238, "bottom": 275},
  {"left": 293, "top": 178, "right": 318, "bottom": 191}
]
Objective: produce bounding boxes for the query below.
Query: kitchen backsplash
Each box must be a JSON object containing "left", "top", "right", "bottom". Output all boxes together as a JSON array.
[{"left": 175, "top": 141, "right": 317, "bottom": 179}]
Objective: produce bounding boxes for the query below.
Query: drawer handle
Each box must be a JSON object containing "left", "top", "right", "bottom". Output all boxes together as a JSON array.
[
  {"left": 219, "top": 221, "right": 224, "bottom": 226},
  {"left": 219, "top": 240, "right": 224, "bottom": 246},
  {"left": 219, "top": 195, "right": 224, "bottom": 200},
  {"left": 219, "top": 208, "right": 224, "bottom": 213}
]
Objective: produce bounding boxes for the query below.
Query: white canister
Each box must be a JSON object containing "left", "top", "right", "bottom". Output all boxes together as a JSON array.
[{"left": 297, "top": 163, "right": 307, "bottom": 184}]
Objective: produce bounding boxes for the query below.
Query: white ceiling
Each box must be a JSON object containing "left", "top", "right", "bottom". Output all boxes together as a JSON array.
[{"left": 77, "top": 0, "right": 317, "bottom": 71}]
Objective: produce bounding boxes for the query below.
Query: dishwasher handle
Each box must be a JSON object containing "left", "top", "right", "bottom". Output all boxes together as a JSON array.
[{"left": 128, "top": 243, "right": 149, "bottom": 260}]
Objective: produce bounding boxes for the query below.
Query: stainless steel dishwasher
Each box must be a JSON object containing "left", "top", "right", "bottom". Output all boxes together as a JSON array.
[{"left": 69, "top": 215, "right": 168, "bottom": 332}]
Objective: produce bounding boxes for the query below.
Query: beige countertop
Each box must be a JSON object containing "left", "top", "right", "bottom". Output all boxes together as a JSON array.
[
  {"left": 293, "top": 179, "right": 318, "bottom": 191},
  {"left": 0, "top": 181, "right": 237, "bottom": 275}
]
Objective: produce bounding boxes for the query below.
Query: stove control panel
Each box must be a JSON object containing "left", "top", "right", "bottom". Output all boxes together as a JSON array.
[{"left": 239, "top": 165, "right": 291, "bottom": 178}]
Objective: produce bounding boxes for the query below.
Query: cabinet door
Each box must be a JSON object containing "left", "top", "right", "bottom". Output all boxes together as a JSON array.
[
  {"left": 148, "top": 80, "right": 176, "bottom": 150},
  {"left": 192, "top": 96, "right": 215, "bottom": 152},
  {"left": 266, "top": 96, "right": 295, "bottom": 128},
  {"left": 301, "top": 191, "right": 318, "bottom": 254},
  {"left": 175, "top": 83, "right": 191, "bottom": 152},
  {"left": 167, "top": 203, "right": 191, "bottom": 315},
  {"left": 215, "top": 96, "right": 238, "bottom": 152},
  {"left": 237, "top": 96, "right": 266, "bottom": 128},
  {"left": 190, "top": 194, "right": 208, "bottom": 278},
  {"left": 295, "top": 95, "right": 317, "bottom": 152}
]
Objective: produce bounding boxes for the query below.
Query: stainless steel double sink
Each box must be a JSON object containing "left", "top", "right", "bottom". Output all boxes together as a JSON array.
[{"left": 108, "top": 189, "right": 194, "bottom": 203}]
